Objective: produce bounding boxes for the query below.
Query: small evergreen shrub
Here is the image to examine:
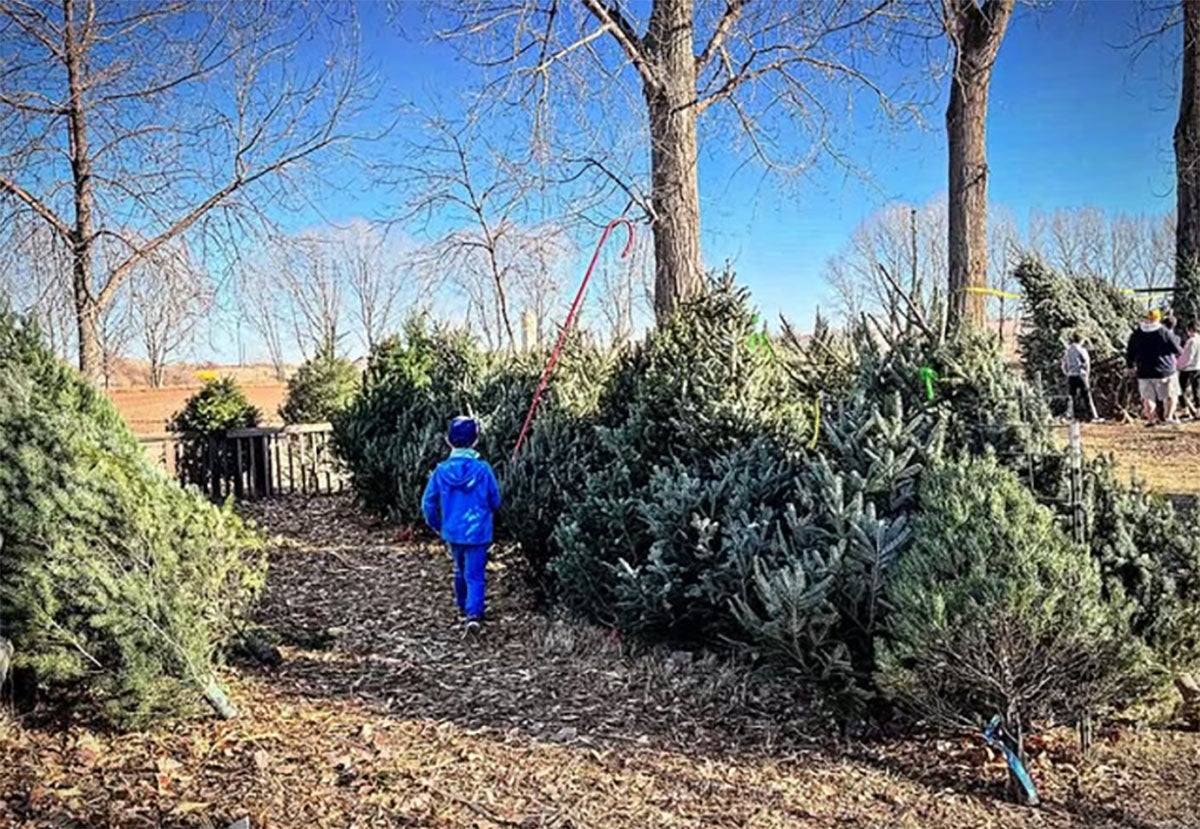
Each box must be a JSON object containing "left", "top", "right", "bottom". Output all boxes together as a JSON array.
[
  {"left": 0, "top": 313, "right": 264, "bottom": 726},
  {"left": 877, "top": 455, "right": 1151, "bottom": 730},
  {"left": 332, "top": 319, "right": 487, "bottom": 523},
  {"left": 170, "top": 376, "right": 262, "bottom": 492},
  {"left": 279, "top": 347, "right": 359, "bottom": 424},
  {"left": 170, "top": 376, "right": 262, "bottom": 435}
]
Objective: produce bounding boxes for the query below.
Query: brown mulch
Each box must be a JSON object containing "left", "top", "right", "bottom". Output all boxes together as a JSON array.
[{"left": 3, "top": 496, "right": 1200, "bottom": 828}]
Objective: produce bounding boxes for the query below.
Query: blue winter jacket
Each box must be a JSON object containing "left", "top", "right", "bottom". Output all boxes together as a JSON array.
[{"left": 421, "top": 448, "right": 502, "bottom": 545}]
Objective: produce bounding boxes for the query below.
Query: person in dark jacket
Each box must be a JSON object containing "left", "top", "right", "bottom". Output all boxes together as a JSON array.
[
  {"left": 421, "top": 416, "right": 502, "bottom": 636},
  {"left": 1126, "top": 309, "right": 1183, "bottom": 425}
]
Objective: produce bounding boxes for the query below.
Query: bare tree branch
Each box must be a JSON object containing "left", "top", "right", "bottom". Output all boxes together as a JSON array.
[
  {"left": 578, "top": 0, "right": 658, "bottom": 88},
  {"left": 696, "top": 0, "right": 746, "bottom": 71},
  {"left": 0, "top": 0, "right": 370, "bottom": 378}
]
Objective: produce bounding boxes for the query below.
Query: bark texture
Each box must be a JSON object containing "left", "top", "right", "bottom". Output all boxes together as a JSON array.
[
  {"left": 645, "top": 0, "right": 703, "bottom": 322},
  {"left": 64, "top": 0, "right": 102, "bottom": 380},
  {"left": 945, "top": 0, "right": 1014, "bottom": 333},
  {"left": 1176, "top": 0, "right": 1200, "bottom": 322}
]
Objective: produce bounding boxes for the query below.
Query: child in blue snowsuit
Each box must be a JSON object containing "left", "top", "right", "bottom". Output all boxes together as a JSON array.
[{"left": 421, "top": 417, "right": 501, "bottom": 635}]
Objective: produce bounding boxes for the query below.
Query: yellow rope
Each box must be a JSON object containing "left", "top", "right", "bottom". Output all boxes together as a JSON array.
[{"left": 964, "top": 286, "right": 1021, "bottom": 300}]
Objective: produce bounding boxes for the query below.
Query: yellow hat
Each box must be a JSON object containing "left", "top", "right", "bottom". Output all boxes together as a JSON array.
[{"left": 1147, "top": 308, "right": 1162, "bottom": 322}]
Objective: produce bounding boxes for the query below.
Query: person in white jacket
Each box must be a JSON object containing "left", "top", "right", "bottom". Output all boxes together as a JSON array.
[
  {"left": 1062, "top": 331, "right": 1099, "bottom": 422},
  {"left": 1179, "top": 321, "right": 1200, "bottom": 419}
]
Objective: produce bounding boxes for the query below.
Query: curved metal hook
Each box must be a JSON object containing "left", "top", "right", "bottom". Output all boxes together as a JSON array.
[{"left": 511, "top": 216, "right": 637, "bottom": 460}]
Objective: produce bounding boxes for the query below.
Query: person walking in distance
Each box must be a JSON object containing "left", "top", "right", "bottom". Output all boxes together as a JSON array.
[
  {"left": 1062, "top": 331, "right": 1099, "bottom": 421},
  {"left": 421, "top": 416, "right": 502, "bottom": 638},
  {"left": 1179, "top": 321, "right": 1200, "bottom": 419},
  {"left": 1126, "top": 309, "right": 1183, "bottom": 426}
]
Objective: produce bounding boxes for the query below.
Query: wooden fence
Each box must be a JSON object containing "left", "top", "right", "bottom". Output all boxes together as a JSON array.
[{"left": 138, "top": 423, "right": 345, "bottom": 500}]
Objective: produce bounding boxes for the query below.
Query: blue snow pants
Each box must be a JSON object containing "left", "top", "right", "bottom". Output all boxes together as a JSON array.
[{"left": 450, "top": 543, "right": 489, "bottom": 620}]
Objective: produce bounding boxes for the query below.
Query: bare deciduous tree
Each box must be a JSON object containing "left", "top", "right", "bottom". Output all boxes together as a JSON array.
[
  {"left": 1130, "top": 212, "right": 1177, "bottom": 290},
  {"left": 127, "top": 240, "right": 214, "bottom": 387},
  {"left": 238, "top": 223, "right": 424, "bottom": 369},
  {"left": 825, "top": 199, "right": 948, "bottom": 322},
  {"left": 0, "top": 0, "right": 366, "bottom": 381},
  {"left": 96, "top": 283, "right": 134, "bottom": 390},
  {"left": 403, "top": 116, "right": 570, "bottom": 352},
  {"left": 1178, "top": 0, "right": 1200, "bottom": 318},
  {"left": 825, "top": 200, "right": 1178, "bottom": 333},
  {"left": 593, "top": 226, "right": 654, "bottom": 345},
  {"left": 1026, "top": 206, "right": 1174, "bottom": 288},
  {"left": 0, "top": 211, "right": 76, "bottom": 359},
  {"left": 438, "top": 0, "right": 924, "bottom": 323},
  {"left": 942, "top": 0, "right": 1015, "bottom": 332},
  {"left": 276, "top": 235, "right": 348, "bottom": 360},
  {"left": 238, "top": 260, "right": 290, "bottom": 381},
  {"left": 340, "top": 220, "right": 409, "bottom": 353}
]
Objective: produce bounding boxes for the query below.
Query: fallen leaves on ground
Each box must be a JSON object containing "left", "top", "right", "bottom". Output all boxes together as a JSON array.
[{"left": 3, "top": 495, "right": 1200, "bottom": 828}]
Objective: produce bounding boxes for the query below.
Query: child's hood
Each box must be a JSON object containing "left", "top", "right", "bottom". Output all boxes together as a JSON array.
[{"left": 441, "top": 448, "right": 485, "bottom": 489}]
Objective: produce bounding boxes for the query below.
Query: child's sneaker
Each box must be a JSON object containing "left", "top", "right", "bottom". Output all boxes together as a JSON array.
[{"left": 463, "top": 619, "right": 482, "bottom": 639}]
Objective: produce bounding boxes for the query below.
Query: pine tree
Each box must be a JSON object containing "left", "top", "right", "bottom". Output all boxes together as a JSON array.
[
  {"left": 877, "top": 455, "right": 1151, "bottom": 731},
  {"left": 0, "top": 312, "right": 263, "bottom": 726},
  {"left": 280, "top": 346, "right": 359, "bottom": 424}
]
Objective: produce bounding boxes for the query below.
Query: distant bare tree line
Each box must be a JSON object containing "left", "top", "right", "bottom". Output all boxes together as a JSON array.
[{"left": 827, "top": 200, "right": 1177, "bottom": 322}]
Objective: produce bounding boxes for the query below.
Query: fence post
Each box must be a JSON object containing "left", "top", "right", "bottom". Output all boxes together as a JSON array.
[
  {"left": 208, "top": 436, "right": 220, "bottom": 501},
  {"left": 1068, "top": 419, "right": 1085, "bottom": 545},
  {"left": 1067, "top": 417, "right": 1093, "bottom": 755},
  {"left": 287, "top": 434, "right": 296, "bottom": 495}
]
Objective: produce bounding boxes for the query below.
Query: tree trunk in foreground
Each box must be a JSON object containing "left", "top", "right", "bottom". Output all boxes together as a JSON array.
[
  {"left": 1176, "top": 0, "right": 1200, "bottom": 323},
  {"left": 645, "top": 0, "right": 703, "bottom": 323},
  {"left": 945, "top": 0, "right": 1014, "bottom": 334}
]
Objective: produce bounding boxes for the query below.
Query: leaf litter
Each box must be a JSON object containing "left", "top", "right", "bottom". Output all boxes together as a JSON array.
[{"left": 2, "top": 495, "right": 1199, "bottom": 828}]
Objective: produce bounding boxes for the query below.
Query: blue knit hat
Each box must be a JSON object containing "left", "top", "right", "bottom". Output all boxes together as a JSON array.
[{"left": 448, "top": 416, "right": 479, "bottom": 448}]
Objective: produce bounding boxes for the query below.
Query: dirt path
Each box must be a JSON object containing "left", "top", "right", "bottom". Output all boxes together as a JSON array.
[
  {"left": 3, "top": 496, "right": 1200, "bottom": 828},
  {"left": 1075, "top": 421, "right": 1200, "bottom": 497}
]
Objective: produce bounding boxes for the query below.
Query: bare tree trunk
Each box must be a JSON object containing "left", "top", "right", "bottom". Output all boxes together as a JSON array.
[
  {"left": 485, "top": 241, "right": 517, "bottom": 351},
  {"left": 944, "top": 0, "right": 1014, "bottom": 334},
  {"left": 1177, "top": 0, "right": 1200, "bottom": 322},
  {"left": 149, "top": 345, "right": 165, "bottom": 388},
  {"left": 2, "top": 3, "right": 362, "bottom": 383},
  {"left": 75, "top": 296, "right": 102, "bottom": 382},
  {"left": 645, "top": 0, "right": 703, "bottom": 322},
  {"left": 65, "top": 0, "right": 101, "bottom": 379}
]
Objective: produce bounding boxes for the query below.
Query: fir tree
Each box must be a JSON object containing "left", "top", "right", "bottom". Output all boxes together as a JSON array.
[
  {"left": 0, "top": 312, "right": 264, "bottom": 726},
  {"left": 279, "top": 346, "right": 359, "bottom": 424},
  {"left": 877, "top": 455, "right": 1151, "bottom": 731},
  {"left": 1015, "top": 257, "right": 1141, "bottom": 417}
]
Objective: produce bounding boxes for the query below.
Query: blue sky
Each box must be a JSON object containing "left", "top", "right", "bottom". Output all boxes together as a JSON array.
[{"left": 240, "top": 0, "right": 1182, "bottom": 358}]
